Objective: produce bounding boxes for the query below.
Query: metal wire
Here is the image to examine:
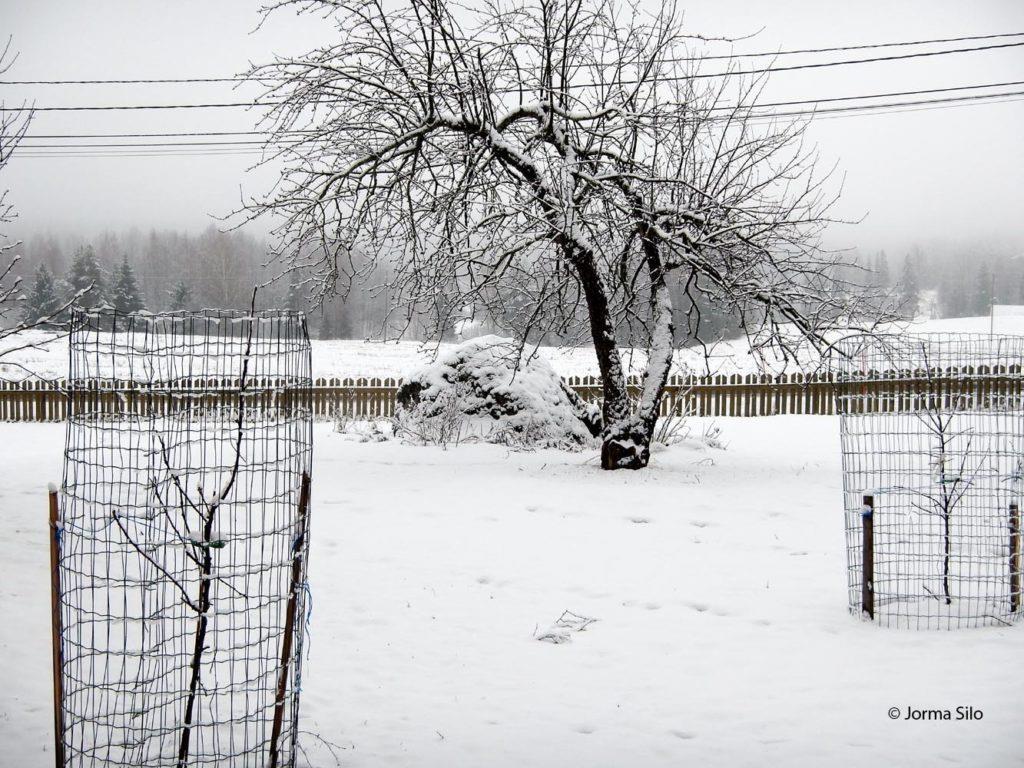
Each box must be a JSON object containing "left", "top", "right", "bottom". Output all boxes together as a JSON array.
[
  {"left": 832, "top": 333, "right": 1024, "bottom": 629},
  {"left": 56, "top": 307, "right": 313, "bottom": 766}
]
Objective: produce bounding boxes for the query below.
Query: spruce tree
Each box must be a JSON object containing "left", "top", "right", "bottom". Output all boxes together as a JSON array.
[
  {"left": 66, "top": 245, "right": 105, "bottom": 307},
  {"left": 284, "top": 277, "right": 305, "bottom": 312},
  {"left": 168, "top": 279, "right": 192, "bottom": 311},
  {"left": 974, "top": 263, "right": 993, "bottom": 316},
  {"left": 899, "top": 254, "right": 920, "bottom": 319},
  {"left": 109, "top": 255, "right": 144, "bottom": 313},
  {"left": 874, "top": 251, "right": 891, "bottom": 288},
  {"left": 939, "top": 268, "right": 964, "bottom": 318},
  {"left": 319, "top": 306, "right": 334, "bottom": 339},
  {"left": 22, "top": 262, "right": 60, "bottom": 324}
]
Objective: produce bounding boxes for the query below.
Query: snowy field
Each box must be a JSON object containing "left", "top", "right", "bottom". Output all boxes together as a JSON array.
[
  {"left": 2, "top": 418, "right": 1022, "bottom": 767},
  {"left": 4, "top": 314, "right": 1020, "bottom": 382}
]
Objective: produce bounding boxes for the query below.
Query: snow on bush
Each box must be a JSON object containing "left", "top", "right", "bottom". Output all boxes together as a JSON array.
[{"left": 396, "top": 335, "right": 601, "bottom": 449}]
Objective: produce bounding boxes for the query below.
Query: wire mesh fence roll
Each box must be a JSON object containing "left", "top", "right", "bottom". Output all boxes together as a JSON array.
[
  {"left": 57, "top": 307, "right": 313, "bottom": 767},
  {"left": 831, "top": 332, "right": 1024, "bottom": 629}
]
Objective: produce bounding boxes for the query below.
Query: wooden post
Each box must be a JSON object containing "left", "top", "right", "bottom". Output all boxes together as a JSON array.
[
  {"left": 48, "top": 487, "right": 65, "bottom": 768},
  {"left": 1011, "top": 502, "right": 1021, "bottom": 614},
  {"left": 862, "top": 495, "right": 875, "bottom": 620},
  {"left": 268, "top": 472, "right": 311, "bottom": 768}
]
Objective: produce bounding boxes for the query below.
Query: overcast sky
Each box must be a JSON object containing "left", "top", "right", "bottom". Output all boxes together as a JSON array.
[{"left": 2, "top": 0, "right": 1023, "bottom": 256}]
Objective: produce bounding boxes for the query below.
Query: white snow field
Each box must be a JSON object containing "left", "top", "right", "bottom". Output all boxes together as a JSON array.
[
  {"left": 1, "top": 418, "right": 1021, "bottom": 767},
  {"left": 6, "top": 314, "right": 1023, "bottom": 382}
]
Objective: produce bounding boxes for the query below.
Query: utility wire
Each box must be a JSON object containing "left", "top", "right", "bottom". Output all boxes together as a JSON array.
[
  {"left": 3, "top": 32, "right": 1024, "bottom": 84},
  {"left": 0, "top": 100, "right": 275, "bottom": 112},
  {"left": 19, "top": 140, "right": 270, "bottom": 148},
  {"left": 16, "top": 78, "right": 1024, "bottom": 137},
  {"left": 740, "top": 88, "right": 1024, "bottom": 120},
  {"left": 665, "top": 40, "right": 1024, "bottom": 83},
  {"left": 13, "top": 149, "right": 264, "bottom": 158},
  {"left": 11, "top": 90, "right": 1024, "bottom": 158},
  {"left": 703, "top": 79, "right": 1024, "bottom": 111},
  {"left": 0, "top": 76, "right": 259, "bottom": 85},
  {"left": 3, "top": 40, "right": 1024, "bottom": 110},
  {"left": 20, "top": 130, "right": 310, "bottom": 139},
  {"left": 14, "top": 81, "right": 1024, "bottom": 146},
  {"left": 674, "top": 31, "right": 1024, "bottom": 61}
]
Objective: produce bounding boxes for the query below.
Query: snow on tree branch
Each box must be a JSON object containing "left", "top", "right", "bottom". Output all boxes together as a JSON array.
[{"left": 241, "top": 0, "right": 890, "bottom": 468}]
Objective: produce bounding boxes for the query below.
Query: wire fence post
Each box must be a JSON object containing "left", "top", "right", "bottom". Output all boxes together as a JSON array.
[
  {"left": 48, "top": 487, "right": 65, "bottom": 768},
  {"left": 269, "top": 471, "right": 312, "bottom": 768},
  {"left": 862, "top": 495, "right": 874, "bottom": 620},
  {"left": 1012, "top": 502, "right": 1021, "bottom": 614}
]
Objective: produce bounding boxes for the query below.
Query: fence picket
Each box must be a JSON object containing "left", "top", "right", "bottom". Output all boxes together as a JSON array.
[{"left": 2, "top": 369, "right": 1016, "bottom": 422}]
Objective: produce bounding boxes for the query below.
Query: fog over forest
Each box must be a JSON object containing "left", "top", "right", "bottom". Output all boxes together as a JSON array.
[
  {"left": 3, "top": 0, "right": 1024, "bottom": 341},
  {"left": 12, "top": 227, "right": 1024, "bottom": 343}
]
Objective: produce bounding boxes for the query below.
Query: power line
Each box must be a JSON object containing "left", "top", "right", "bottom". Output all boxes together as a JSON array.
[
  {"left": 14, "top": 81, "right": 1024, "bottom": 146},
  {"left": 20, "top": 140, "right": 272, "bottom": 148},
  {"left": 677, "top": 31, "right": 1024, "bottom": 61},
  {"left": 14, "top": 79, "right": 1020, "bottom": 139},
  {"left": 3, "top": 32, "right": 1024, "bottom": 85},
  {"left": 20, "top": 130, "right": 289, "bottom": 139},
  {"left": 787, "top": 93, "right": 1024, "bottom": 123},
  {"left": 0, "top": 100, "right": 277, "bottom": 112},
  {"left": 739, "top": 89, "right": 1024, "bottom": 122},
  {"left": 704, "top": 79, "right": 1024, "bottom": 111},
  {"left": 678, "top": 40, "right": 1024, "bottom": 82},
  {"left": 0, "top": 76, "right": 255, "bottom": 85},
  {"left": 11, "top": 89, "right": 1024, "bottom": 158},
  {"left": 13, "top": 148, "right": 264, "bottom": 158},
  {"left": 3, "top": 40, "right": 1023, "bottom": 110}
]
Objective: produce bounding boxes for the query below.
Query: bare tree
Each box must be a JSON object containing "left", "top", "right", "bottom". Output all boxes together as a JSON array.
[
  {"left": 245, "top": 0, "right": 878, "bottom": 468},
  {"left": 0, "top": 39, "right": 84, "bottom": 362}
]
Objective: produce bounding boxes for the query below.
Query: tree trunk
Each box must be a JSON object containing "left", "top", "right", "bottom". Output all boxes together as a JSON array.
[
  {"left": 177, "top": 506, "right": 217, "bottom": 767},
  {"left": 574, "top": 239, "right": 675, "bottom": 470},
  {"left": 600, "top": 238, "right": 675, "bottom": 469},
  {"left": 571, "top": 252, "right": 630, "bottom": 449}
]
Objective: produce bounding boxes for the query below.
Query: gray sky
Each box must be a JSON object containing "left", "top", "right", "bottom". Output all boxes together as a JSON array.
[{"left": 2, "top": 0, "right": 1023, "bottom": 256}]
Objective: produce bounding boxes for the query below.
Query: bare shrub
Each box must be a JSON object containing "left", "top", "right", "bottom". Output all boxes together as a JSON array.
[{"left": 393, "top": 385, "right": 473, "bottom": 449}]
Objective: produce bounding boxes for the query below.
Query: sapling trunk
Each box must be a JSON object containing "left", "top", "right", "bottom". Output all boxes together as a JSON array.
[
  {"left": 176, "top": 505, "right": 217, "bottom": 767},
  {"left": 177, "top": 299, "right": 255, "bottom": 766},
  {"left": 932, "top": 413, "right": 956, "bottom": 605}
]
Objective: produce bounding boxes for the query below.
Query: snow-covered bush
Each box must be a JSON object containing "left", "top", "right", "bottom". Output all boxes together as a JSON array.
[{"left": 396, "top": 335, "right": 601, "bottom": 449}]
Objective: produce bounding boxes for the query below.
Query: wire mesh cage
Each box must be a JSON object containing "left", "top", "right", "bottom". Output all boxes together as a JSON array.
[
  {"left": 54, "top": 307, "right": 314, "bottom": 767},
  {"left": 832, "top": 332, "right": 1024, "bottom": 629}
]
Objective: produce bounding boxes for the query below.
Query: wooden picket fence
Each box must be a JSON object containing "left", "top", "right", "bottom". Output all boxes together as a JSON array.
[
  {"left": 0, "top": 372, "right": 839, "bottom": 423},
  {"left": 4, "top": 368, "right": 1020, "bottom": 423}
]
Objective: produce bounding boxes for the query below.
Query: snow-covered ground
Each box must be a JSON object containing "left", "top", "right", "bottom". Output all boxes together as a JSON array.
[
  {"left": 4, "top": 315, "right": 1022, "bottom": 382},
  {"left": 2, "top": 418, "right": 1021, "bottom": 767}
]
